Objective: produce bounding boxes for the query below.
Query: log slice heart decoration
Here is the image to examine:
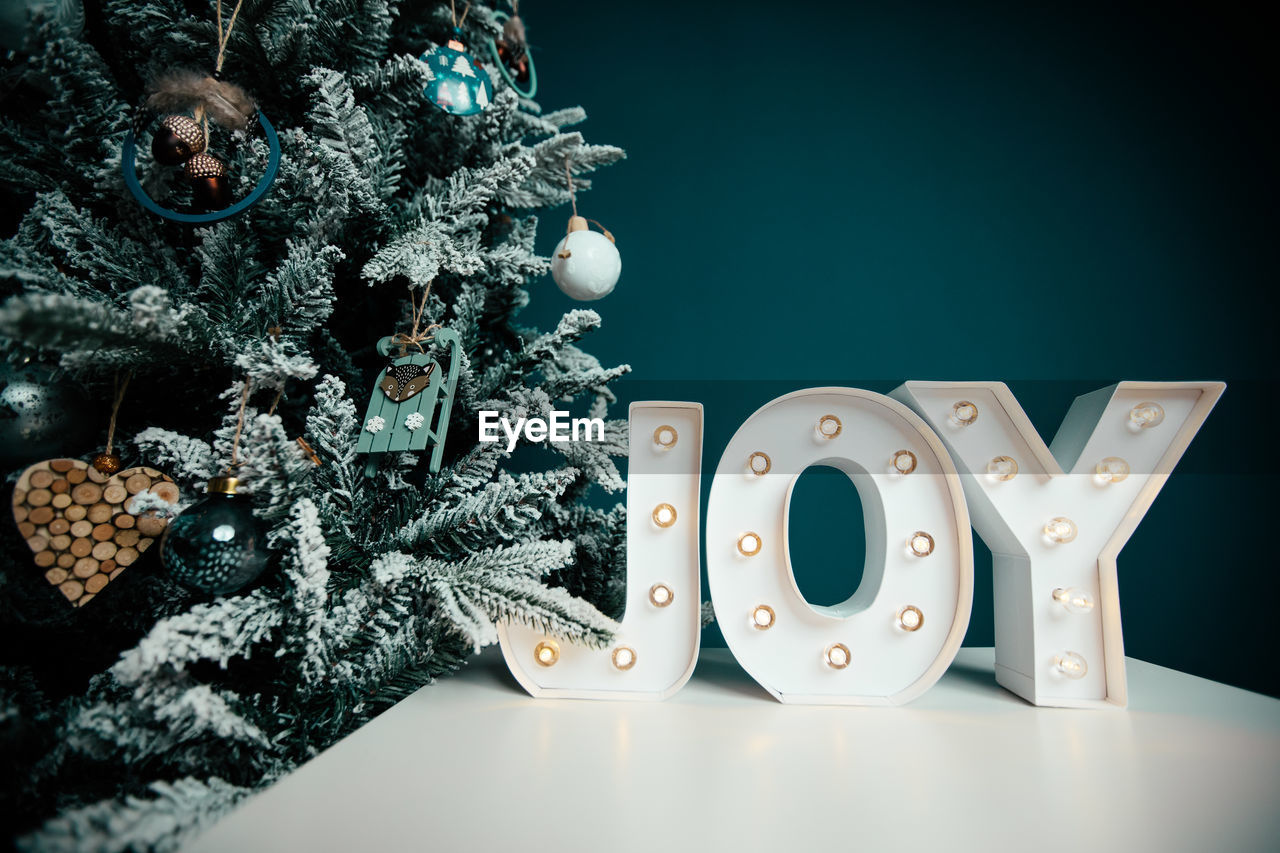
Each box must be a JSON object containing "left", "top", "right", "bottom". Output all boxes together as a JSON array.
[{"left": 12, "top": 459, "right": 180, "bottom": 606}]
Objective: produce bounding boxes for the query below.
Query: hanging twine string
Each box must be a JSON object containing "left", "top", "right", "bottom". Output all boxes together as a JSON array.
[
  {"left": 558, "top": 157, "right": 579, "bottom": 257},
  {"left": 103, "top": 371, "right": 133, "bottom": 457},
  {"left": 226, "top": 377, "right": 251, "bottom": 475},
  {"left": 450, "top": 0, "right": 472, "bottom": 28},
  {"left": 564, "top": 156, "right": 578, "bottom": 219},
  {"left": 193, "top": 0, "right": 247, "bottom": 144},
  {"left": 215, "top": 0, "right": 246, "bottom": 73},
  {"left": 391, "top": 282, "right": 442, "bottom": 354},
  {"left": 558, "top": 157, "right": 614, "bottom": 252}
]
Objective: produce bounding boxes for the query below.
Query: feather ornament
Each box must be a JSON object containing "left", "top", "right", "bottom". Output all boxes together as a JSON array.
[{"left": 146, "top": 69, "right": 256, "bottom": 130}]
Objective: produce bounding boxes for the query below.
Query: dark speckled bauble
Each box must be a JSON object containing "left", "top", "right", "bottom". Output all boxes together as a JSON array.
[
  {"left": 0, "top": 362, "right": 95, "bottom": 468},
  {"left": 152, "top": 115, "right": 207, "bottom": 166},
  {"left": 160, "top": 477, "right": 270, "bottom": 595},
  {"left": 184, "top": 152, "right": 231, "bottom": 211}
]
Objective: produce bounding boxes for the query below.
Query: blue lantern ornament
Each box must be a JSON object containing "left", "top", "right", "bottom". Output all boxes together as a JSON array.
[{"left": 421, "top": 31, "right": 493, "bottom": 116}]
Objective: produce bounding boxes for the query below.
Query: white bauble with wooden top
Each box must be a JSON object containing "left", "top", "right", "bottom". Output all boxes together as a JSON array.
[{"left": 551, "top": 215, "right": 621, "bottom": 301}]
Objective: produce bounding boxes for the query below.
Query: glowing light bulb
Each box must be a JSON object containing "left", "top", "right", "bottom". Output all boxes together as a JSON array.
[
  {"left": 1053, "top": 651, "right": 1088, "bottom": 679},
  {"left": 534, "top": 640, "right": 560, "bottom": 667},
  {"left": 897, "top": 606, "right": 924, "bottom": 632},
  {"left": 824, "top": 643, "right": 851, "bottom": 669},
  {"left": 652, "top": 503, "right": 677, "bottom": 528},
  {"left": 987, "top": 455, "right": 1018, "bottom": 481},
  {"left": 737, "top": 532, "right": 762, "bottom": 557},
  {"left": 653, "top": 425, "right": 678, "bottom": 449},
  {"left": 612, "top": 646, "right": 637, "bottom": 670},
  {"left": 649, "top": 583, "right": 674, "bottom": 607},
  {"left": 1043, "top": 517, "right": 1078, "bottom": 544},
  {"left": 891, "top": 450, "right": 917, "bottom": 475},
  {"left": 817, "top": 414, "right": 842, "bottom": 439},
  {"left": 909, "top": 531, "right": 935, "bottom": 557},
  {"left": 1129, "top": 402, "right": 1165, "bottom": 430},
  {"left": 1052, "top": 587, "right": 1095, "bottom": 614},
  {"left": 751, "top": 605, "right": 776, "bottom": 630},
  {"left": 748, "top": 452, "right": 772, "bottom": 476},
  {"left": 951, "top": 400, "right": 978, "bottom": 426},
  {"left": 1094, "top": 456, "right": 1130, "bottom": 484}
]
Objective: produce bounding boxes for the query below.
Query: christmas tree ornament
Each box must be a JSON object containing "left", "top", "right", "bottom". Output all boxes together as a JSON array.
[
  {"left": 11, "top": 459, "right": 179, "bottom": 607},
  {"left": 120, "top": 1, "right": 279, "bottom": 223},
  {"left": 551, "top": 216, "right": 621, "bottom": 301},
  {"left": 420, "top": 34, "right": 493, "bottom": 115},
  {"left": 357, "top": 285, "right": 463, "bottom": 476},
  {"left": 420, "top": 3, "right": 492, "bottom": 115},
  {"left": 550, "top": 159, "right": 620, "bottom": 301},
  {"left": 151, "top": 114, "right": 207, "bottom": 166},
  {"left": 160, "top": 476, "right": 270, "bottom": 595},
  {"left": 184, "top": 152, "right": 232, "bottom": 211},
  {"left": 0, "top": 361, "right": 95, "bottom": 468},
  {"left": 487, "top": 3, "right": 537, "bottom": 98}
]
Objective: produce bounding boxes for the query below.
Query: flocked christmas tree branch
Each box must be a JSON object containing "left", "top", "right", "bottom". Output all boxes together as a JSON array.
[{"left": 0, "top": 1, "right": 634, "bottom": 849}]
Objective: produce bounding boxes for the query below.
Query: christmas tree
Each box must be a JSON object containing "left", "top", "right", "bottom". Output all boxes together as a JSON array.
[{"left": 0, "top": 1, "right": 630, "bottom": 848}]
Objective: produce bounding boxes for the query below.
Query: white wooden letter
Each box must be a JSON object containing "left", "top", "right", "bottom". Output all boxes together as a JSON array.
[
  {"left": 497, "top": 402, "right": 704, "bottom": 699},
  {"left": 892, "top": 381, "right": 1224, "bottom": 708},
  {"left": 705, "top": 388, "right": 974, "bottom": 705}
]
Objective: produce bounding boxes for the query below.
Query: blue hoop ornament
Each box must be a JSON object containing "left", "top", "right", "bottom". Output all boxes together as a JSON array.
[
  {"left": 487, "top": 11, "right": 537, "bottom": 99},
  {"left": 121, "top": 108, "right": 280, "bottom": 224}
]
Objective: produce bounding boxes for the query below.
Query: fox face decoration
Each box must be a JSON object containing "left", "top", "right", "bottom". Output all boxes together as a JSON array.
[
  {"left": 379, "top": 362, "right": 436, "bottom": 403},
  {"left": 357, "top": 329, "right": 463, "bottom": 477}
]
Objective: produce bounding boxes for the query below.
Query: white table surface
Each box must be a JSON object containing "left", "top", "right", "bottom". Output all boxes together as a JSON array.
[{"left": 186, "top": 647, "right": 1280, "bottom": 853}]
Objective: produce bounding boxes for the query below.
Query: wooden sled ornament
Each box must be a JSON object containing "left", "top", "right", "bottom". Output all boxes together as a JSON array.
[{"left": 356, "top": 328, "right": 462, "bottom": 476}]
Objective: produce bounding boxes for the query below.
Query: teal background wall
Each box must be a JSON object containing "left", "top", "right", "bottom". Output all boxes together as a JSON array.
[{"left": 519, "top": 1, "right": 1277, "bottom": 696}]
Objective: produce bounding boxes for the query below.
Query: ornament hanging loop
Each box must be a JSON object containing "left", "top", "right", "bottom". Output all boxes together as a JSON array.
[
  {"left": 450, "top": 0, "right": 472, "bottom": 28},
  {"left": 93, "top": 370, "right": 133, "bottom": 474},
  {"left": 557, "top": 159, "right": 616, "bottom": 257},
  {"left": 386, "top": 282, "right": 441, "bottom": 356},
  {"left": 225, "top": 377, "right": 251, "bottom": 476},
  {"left": 103, "top": 370, "right": 132, "bottom": 457}
]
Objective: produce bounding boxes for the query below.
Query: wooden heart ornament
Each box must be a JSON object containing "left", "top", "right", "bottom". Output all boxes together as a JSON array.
[{"left": 12, "top": 459, "right": 180, "bottom": 607}]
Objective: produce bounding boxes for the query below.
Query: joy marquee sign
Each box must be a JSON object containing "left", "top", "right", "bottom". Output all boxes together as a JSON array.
[{"left": 497, "top": 381, "right": 1224, "bottom": 709}]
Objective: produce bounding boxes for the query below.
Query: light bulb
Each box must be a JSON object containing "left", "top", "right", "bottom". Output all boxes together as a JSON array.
[
  {"left": 1129, "top": 402, "right": 1165, "bottom": 430},
  {"left": 612, "top": 646, "right": 637, "bottom": 670},
  {"left": 897, "top": 605, "right": 924, "bottom": 632},
  {"left": 1052, "top": 587, "right": 1095, "bottom": 614},
  {"left": 751, "top": 605, "right": 776, "bottom": 630},
  {"left": 1094, "top": 456, "right": 1130, "bottom": 484},
  {"left": 909, "top": 531, "right": 935, "bottom": 557},
  {"left": 987, "top": 455, "right": 1018, "bottom": 481},
  {"left": 891, "top": 450, "right": 917, "bottom": 475},
  {"left": 1043, "top": 517, "right": 1078, "bottom": 544},
  {"left": 737, "top": 532, "right": 762, "bottom": 557},
  {"left": 824, "top": 643, "right": 851, "bottom": 669},
  {"left": 652, "top": 503, "right": 677, "bottom": 528},
  {"left": 1053, "top": 651, "right": 1088, "bottom": 679},
  {"left": 649, "top": 583, "right": 674, "bottom": 607},
  {"left": 817, "top": 414, "right": 842, "bottom": 439},
  {"left": 748, "top": 452, "right": 771, "bottom": 476},
  {"left": 951, "top": 400, "right": 978, "bottom": 426},
  {"left": 534, "top": 640, "right": 560, "bottom": 667},
  {"left": 653, "top": 425, "right": 678, "bottom": 449}
]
